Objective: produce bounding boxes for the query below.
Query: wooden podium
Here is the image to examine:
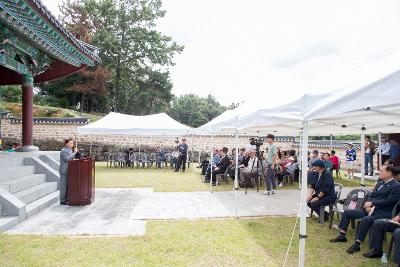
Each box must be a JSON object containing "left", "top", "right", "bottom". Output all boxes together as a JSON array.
[{"left": 67, "top": 157, "right": 95, "bottom": 206}]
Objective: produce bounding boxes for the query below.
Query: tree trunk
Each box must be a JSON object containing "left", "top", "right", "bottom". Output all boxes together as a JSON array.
[{"left": 80, "top": 92, "right": 85, "bottom": 112}]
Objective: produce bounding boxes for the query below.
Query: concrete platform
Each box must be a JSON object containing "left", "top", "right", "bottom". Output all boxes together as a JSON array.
[
  {"left": 6, "top": 188, "right": 149, "bottom": 236},
  {"left": 5, "top": 187, "right": 359, "bottom": 236}
]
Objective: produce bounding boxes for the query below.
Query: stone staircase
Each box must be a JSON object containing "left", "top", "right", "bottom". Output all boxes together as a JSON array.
[{"left": 0, "top": 155, "right": 59, "bottom": 230}]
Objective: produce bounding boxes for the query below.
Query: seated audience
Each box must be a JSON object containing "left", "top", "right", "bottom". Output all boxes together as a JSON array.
[
  {"left": 204, "top": 147, "right": 230, "bottom": 186},
  {"left": 330, "top": 165, "right": 400, "bottom": 254},
  {"left": 307, "top": 159, "right": 336, "bottom": 221},
  {"left": 239, "top": 150, "right": 257, "bottom": 187},
  {"left": 363, "top": 205, "right": 400, "bottom": 266},
  {"left": 330, "top": 150, "right": 339, "bottom": 172},
  {"left": 308, "top": 150, "right": 319, "bottom": 167},
  {"left": 323, "top": 152, "right": 333, "bottom": 173},
  {"left": 277, "top": 156, "right": 297, "bottom": 187}
]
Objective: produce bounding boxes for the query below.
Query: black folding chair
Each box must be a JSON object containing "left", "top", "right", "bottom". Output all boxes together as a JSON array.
[{"left": 329, "top": 188, "right": 368, "bottom": 229}]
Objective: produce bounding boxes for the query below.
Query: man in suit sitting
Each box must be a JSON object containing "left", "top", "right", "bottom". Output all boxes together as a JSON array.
[
  {"left": 59, "top": 138, "right": 78, "bottom": 205},
  {"left": 307, "top": 159, "right": 336, "bottom": 221},
  {"left": 330, "top": 165, "right": 400, "bottom": 254},
  {"left": 363, "top": 201, "right": 400, "bottom": 266},
  {"left": 204, "top": 147, "right": 230, "bottom": 186}
]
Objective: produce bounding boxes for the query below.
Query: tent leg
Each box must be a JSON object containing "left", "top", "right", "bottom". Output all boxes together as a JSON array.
[
  {"left": 330, "top": 134, "right": 333, "bottom": 150},
  {"left": 360, "top": 126, "right": 366, "bottom": 186},
  {"left": 299, "top": 120, "right": 309, "bottom": 267},
  {"left": 234, "top": 129, "right": 239, "bottom": 218},
  {"left": 210, "top": 133, "right": 214, "bottom": 193},
  {"left": 378, "top": 132, "right": 382, "bottom": 169}
]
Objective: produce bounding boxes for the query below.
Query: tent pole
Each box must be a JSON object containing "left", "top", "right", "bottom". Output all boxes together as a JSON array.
[
  {"left": 298, "top": 120, "right": 309, "bottom": 267},
  {"left": 234, "top": 129, "right": 239, "bottom": 218},
  {"left": 378, "top": 132, "right": 382, "bottom": 169},
  {"left": 360, "top": 126, "right": 366, "bottom": 186},
  {"left": 210, "top": 133, "right": 214, "bottom": 193},
  {"left": 298, "top": 133, "right": 303, "bottom": 190},
  {"left": 330, "top": 134, "right": 333, "bottom": 150}
]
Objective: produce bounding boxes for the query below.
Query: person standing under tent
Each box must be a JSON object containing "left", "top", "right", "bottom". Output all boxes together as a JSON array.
[
  {"left": 175, "top": 138, "right": 188, "bottom": 172},
  {"left": 364, "top": 135, "right": 376, "bottom": 176},
  {"left": 59, "top": 138, "right": 78, "bottom": 205},
  {"left": 390, "top": 139, "right": 400, "bottom": 162},
  {"left": 345, "top": 143, "right": 356, "bottom": 179},
  {"left": 378, "top": 135, "right": 391, "bottom": 166},
  {"left": 263, "top": 134, "right": 278, "bottom": 196}
]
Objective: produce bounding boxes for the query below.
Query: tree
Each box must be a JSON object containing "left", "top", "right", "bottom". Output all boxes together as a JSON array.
[
  {"left": 0, "top": 85, "right": 21, "bottom": 102},
  {"left": 169, "top": 94, "right": 227, "bottom": 128},
  {"left": 73, "top": 0, "right": 184, "bottom": 112}
]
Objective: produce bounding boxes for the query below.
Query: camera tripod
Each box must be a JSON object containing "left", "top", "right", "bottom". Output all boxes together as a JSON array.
[{"left": 245, "top": 150, "right": 265, "bottom": 194}]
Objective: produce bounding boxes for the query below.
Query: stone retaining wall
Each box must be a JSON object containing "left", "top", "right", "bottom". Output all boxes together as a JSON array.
[{"left": 1, "top": 118, "right": 368, "bottom": 170}]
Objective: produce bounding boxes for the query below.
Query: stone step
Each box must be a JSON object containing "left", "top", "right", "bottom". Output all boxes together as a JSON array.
[
  {"left": 0, "top": 174, "right": 46, "bottom": 194},
  {"left": 26, "top": 191, "right": 60, "bottom": 218},
  {"left": 15, "top": 182, "right": 58, "bottom": 204},
  {"left": 0, "top": 216, "right": 19, "bottom": 232},
  {"left": 0, "top": 166, "right": 36, "bottom": 183},
  {"left": 0, "top": 157, "right": 24, "bottom": 168}
]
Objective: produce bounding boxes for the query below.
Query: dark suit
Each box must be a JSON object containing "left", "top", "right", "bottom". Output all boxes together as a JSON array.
[
  {"left": 338, "top": 179, "right": 400, "bottom": 242},
  {"left": 307, "top": 170, "right": 336, "bottom": 215},
  {"left": 369, "top": 201, "right": 400, "bottom": 263},
  {"left": 205, "top": 155, "right": 230, "bottom": 183}
]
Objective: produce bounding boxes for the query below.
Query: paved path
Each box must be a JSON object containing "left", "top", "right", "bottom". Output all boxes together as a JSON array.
[{"left": 6, "top": 187, "right": 357, "bottom": 236}]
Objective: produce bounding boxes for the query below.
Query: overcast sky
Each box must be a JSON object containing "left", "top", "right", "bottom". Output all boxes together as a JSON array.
[{"left": 42, "top": 0, "right": 400, "bottom": 106}]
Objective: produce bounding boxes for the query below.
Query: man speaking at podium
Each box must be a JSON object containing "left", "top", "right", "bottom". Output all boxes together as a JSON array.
[{"left": 59, "top": 138, "right": 78, "bottom": 205}]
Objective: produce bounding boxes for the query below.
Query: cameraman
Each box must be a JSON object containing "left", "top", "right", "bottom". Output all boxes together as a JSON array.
[
  {"left": 175, "top": 138, "right": 188, "bottom": 172},
  {"left": 263, "top": 134, "right": 278, "bottom": 195}
]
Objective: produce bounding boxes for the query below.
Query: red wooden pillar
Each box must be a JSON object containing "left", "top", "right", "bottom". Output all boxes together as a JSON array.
[{"left": 17, "top": 74, "right": 38, "bottom": 152}]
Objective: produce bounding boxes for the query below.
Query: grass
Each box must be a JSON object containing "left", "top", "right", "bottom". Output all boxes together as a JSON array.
[
  {"left": 0, "top": 217, "right": 390, "bottom": 267},
  {"left": 1, "top": 102, "right": 104, "bottom": 121},
  {"left": 95, "top": 162, "right": 374, "bottom": 191},
  {"left": 95, "top": 162, "right": 299, "bottom": 192}
]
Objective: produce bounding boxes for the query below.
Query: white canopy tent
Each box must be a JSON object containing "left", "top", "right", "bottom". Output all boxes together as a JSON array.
[
  {"left": 77, "top": 112, "right": 192, "bottom": 136},
  {"left": 194, "top": 56, "right": 400, "bottom": 267}
]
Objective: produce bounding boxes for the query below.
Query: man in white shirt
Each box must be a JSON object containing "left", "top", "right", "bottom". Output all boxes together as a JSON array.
[{"left": 378, "top": 136, "right": 391, "bottom": 165}]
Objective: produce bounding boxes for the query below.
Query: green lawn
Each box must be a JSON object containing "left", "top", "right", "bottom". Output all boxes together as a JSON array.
[
  {"left": 95, "top": 162, "right": 374, "bottom": 191},
  {"left": 0, "top": 217, "right": 390, "bottom": 267}
]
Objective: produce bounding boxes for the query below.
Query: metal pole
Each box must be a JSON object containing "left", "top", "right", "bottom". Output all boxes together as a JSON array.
[
  {"left": 298, "top": 133, "right": 303, "bottom": 190},
  {"left": 234, "top": 129, "right": 239, "bottom": 218},
  {"left": 378, "top": 132, "right": 382, "bottom": 169},
  {"left": 330, "top": 134, "right": 333, "bottom": 150},
  {"left": 360, "top": 126, "right": 366, "bottom": 186},
  {"left": 298, "top": 120, "right": 309, "bottom": 267},
  {"left": 210, "top": 133, "right": 214, "bottom": 193}
]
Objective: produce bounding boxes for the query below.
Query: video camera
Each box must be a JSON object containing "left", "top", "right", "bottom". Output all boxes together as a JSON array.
[
  {"left": 174, "top": 137, "right": 179, "bottom": 144},
  {"left": 249, "top": 137, "right": 265, "bottom": 147}
]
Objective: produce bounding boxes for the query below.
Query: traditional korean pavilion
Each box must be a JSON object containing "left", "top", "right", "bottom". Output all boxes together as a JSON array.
[{"left": 0, "top": 0, "right": 100, "bottom": 151}]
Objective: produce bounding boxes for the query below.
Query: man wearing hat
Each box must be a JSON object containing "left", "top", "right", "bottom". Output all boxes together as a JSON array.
[
  {"left": 175, "top": 138, "right": 188, "bottom": 172},
  {"left": 307, "top": 159, "right": 336, "bottom": 221}
]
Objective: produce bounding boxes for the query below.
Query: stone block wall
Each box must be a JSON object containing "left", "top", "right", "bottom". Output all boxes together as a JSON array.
[{"left": 1, "top": 118, "right": 370, "bottom": 171}]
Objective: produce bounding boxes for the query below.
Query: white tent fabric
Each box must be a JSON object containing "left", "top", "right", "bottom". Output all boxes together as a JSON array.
[
  {"left": 199, "top": 68, "right": 400, "bottom": 136},
  {"left": 77, "top": 112, "right": 192, "bottom": 136}
]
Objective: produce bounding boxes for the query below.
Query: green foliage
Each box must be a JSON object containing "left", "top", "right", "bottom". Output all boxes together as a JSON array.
[
  {"left": 74, "top": 0, "right": 183, "bottom": 113},
  {"left": 0, "top": 85, "right": 21, "bottom": 102},
  {"left": 169, "top": 94, "right": 227, "bottom": 128}
]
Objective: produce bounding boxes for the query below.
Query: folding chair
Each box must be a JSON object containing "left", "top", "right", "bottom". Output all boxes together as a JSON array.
[
  {"left": 216, "top": 167, "right": 230, "bottom": 185},
  {"left": 329, "top": 188, "right": 368, "bottom": 229}
]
